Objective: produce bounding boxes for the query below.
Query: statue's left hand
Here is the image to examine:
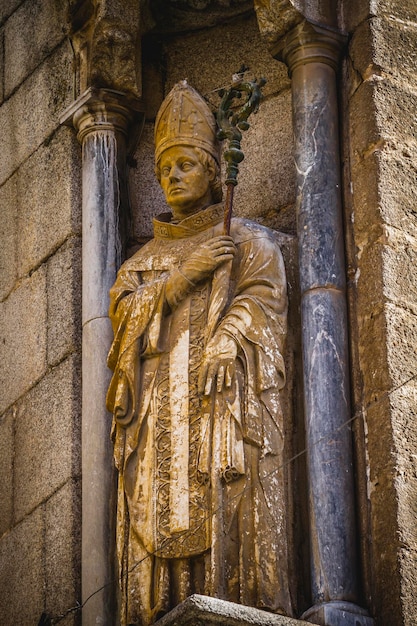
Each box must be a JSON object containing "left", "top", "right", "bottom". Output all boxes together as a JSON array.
[{"left": 198, "top": 334, "right": 238, "bottom": 395}]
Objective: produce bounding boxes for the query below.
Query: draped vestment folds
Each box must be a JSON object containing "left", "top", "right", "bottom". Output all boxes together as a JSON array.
[{"left": 106, "top": 204, "right": 291, "bottom": 624}]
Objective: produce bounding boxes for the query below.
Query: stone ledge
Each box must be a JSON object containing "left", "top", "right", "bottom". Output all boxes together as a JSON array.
[{"left": 155, "top": 595, "right": 311, "bottom": 626}]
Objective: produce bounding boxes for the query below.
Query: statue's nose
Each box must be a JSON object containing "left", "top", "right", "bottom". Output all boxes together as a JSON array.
[{"left": 169, "top": 167, "right": 181, "bottom": 183}]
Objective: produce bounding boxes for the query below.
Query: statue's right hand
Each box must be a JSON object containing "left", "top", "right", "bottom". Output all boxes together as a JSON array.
[{"left": 179, "top": 236, "right": 236, "bottom": 284}]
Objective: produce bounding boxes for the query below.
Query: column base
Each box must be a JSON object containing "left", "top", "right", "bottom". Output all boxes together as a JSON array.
[
  {"left": 301, "top": 601, "right": 374, "bottom": 626},
  {"left": 155, "top": 594, "right": 312, "bottom": 626}
]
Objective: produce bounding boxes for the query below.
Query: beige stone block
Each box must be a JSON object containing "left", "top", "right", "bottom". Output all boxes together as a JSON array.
[
  {"left": 16, "top": 126, "right": 81, "bottom": 277},
  {"left": 358, "top": 302, "right": 417, "bottom": 406},
  {"left": 385, "top": 304, "right": 417, "bottom": 390},
  {"left": 165, "top": 14, "right": 290, "bottom": 102},
  {"left": 0, "top": 266, "right": 47, "bottom": 414},
  {"left": 363, "top": 377, "right": 417, "bottom": 625},
  {"left": 389, "top": 380, "right": 417, "bottom": 545},
  {"left": 364, "top": 391, "right": 402, "bottom": 624},
  {"left": 399, "top": 545, "right": 417, "bottom": 626},
  {"left": 0, "top": 409, "right": 14, "bottom": 535},
  {"left": 355, "top": 226, "right": 417, "bottom": 316},
  {"left": 44, "top": 480, "right": 81, "bottom": 622},
  {"left": 47, "top": 237, "right": 82, "bottom": 366},
  {"left": 376, "top": 0, "right": 417, "bottom": 23},
  {"left": 14, "top": 355, "right": 81, "bottom": 521},
  {"left": 349, "top": 78, "right": 417, "bottom": 164},
  {"left": 0, "top": 507, "right": 44, "bottom": 625},
  {"left": 342, "top": 0, "right": 417, "bottom": 29},
  {"left": 350, "top": 149, "right": 417, "bottom": 239},
  {"left": 0, "top": 41, "right": 73, "bottom": 185},
  {"left": 0, "top": 174, "right": 18, "bottom": 300},
  {"left": 350, "top": 17, "right": 417, "bottom": 84},
  {"left": 4, "top": 0, "right": 68, "bottom": 97}
]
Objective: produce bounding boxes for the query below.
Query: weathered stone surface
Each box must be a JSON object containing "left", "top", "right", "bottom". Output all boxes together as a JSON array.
[
  {"left": 350, "top": 17, "right": 417, "bottom": 85},
  {"left": 358, "top": 304, "right": 417, "bottom": 405},
  {"left": 0, "top": 174, "right": 17, "bottom": 300},
  {"left": 16, "top": 127, "right": 82, "bottom": 277},
  {"left": 349, "top": 78, "right": 417, "bottom": 164},
  {"left": 350, "top": 149, "right": 417, "bottom": 240},
  {"left": 0, "top": 409, "right": 14, "bottom": 535},
  {"left": 0, "top": 266, "right": 47, "bottom": 414},
  {"left": 166, "top": 14, "right": 290, "bottom": 100},
  {"left": 344, "top": 0, "right": 417, "bottom": 31},
  {"left": 355, "top": 225, "right": 417, "bottom": 317},
  {"left": 44, "top": 480, "right": 81, "bottom": 622},
  {"left": 363, "top": 393, "right": 402, "bottom": 624},
  {"left": 341, "top": 0, "right": 373, "bottom": 33},
  {"left": 384, "top": 412, "right": 417, "bottom": 626},
  {"left": 4, "top": 0, "right": 68, "bottom": 97},
  {"left": 376, "top": 0, "right": 417, "bottom": 23},
  {"left": 361, "top": 378, "right": 417, "bottom": 626},
  {"left": 156, "top": 594, "right": 309, "bottom": 626},
  {"left": 14, "top": 355, "right": 81, "bottom": 521},
  {"left": 0, "top": 0, "right": 21, "bottom": 26},
  {"left": 47, "top": 237, "right": 82, "bottom": 367},
  {"left": 0, "top": 41, "right": 73, "bottom": 185},
  {"left": 389, "top": 379, "right": 417, "bottom": 552},
  {"left": 0, "top": 28, "right": 4, "bottom": 104},
  {"left": 0, "top": 507, "right": 44, "bottom": 625},
  {"left": 385, "top": 305, "right": 417, "bottom": 390}
]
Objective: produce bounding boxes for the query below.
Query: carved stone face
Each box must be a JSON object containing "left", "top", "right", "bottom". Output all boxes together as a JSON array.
[{"left": 159, "top": 146, "right": 214, "bottom": 220}]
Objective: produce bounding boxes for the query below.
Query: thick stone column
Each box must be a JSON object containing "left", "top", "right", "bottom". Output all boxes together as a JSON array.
[
  {"left": 61, "top": 88, "right": 142, "bottom": 625},
  {"left": 275, "top": 22, "right": 373, "bottom": 626}
]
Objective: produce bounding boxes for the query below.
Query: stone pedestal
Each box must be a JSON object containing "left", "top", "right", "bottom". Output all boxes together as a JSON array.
[{"left": 155, "top": 595, "right": 313, "bottom": 626}]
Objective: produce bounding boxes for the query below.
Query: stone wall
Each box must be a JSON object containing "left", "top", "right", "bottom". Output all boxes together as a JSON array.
[
  {"left": 0, "top": 1, "right": 416, "bottom": 625},
  {"left": 0, "top": 1, "right": 82, "bottom": 624},
  {"left": 342, "top": 1, "right": 417, "bottom": 624}
]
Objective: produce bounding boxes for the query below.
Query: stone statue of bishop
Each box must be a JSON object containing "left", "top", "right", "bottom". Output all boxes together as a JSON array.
[{"left": 107, "top": 81, "right": 291, "bottom": 625}]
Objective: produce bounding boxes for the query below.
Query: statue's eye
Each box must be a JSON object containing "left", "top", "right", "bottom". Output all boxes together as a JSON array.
[
  {"left": 181, "top": 161, "right": 193, "bottom": 171},
  {"left": 161, "top": 167, "right": 170, "bottom": 177}
]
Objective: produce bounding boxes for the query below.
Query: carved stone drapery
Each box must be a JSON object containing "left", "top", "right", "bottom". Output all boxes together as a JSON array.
[{"left": 61, "top": 88, "right": 143, "bottom": 625}]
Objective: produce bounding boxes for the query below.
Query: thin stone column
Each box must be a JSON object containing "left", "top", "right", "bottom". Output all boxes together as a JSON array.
[
  {"left": 277, "top": 23, "right": 373, "bottom": 626},
  {"left": 61, "top": 88, "right": 142, "bottom": 625}
]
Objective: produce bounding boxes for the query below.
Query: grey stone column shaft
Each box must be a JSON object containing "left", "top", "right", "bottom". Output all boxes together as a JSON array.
[
  {"left": 276, "top": 22, "right": 374, "bottom": 626},
  {"left": 61, "top": 89, "right": 142, "bottom": 625}
]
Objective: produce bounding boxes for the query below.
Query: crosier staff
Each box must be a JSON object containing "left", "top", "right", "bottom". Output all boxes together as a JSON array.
[{"left": 216, "top": 75, "right": 266, "bottom": 235}]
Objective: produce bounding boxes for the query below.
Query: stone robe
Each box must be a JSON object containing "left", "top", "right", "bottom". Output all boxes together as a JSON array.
[{"left": 106, "top": 203, "right": 292, "bottom": 625}]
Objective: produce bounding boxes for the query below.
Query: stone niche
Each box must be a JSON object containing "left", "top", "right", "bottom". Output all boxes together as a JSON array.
[{"left": 127, "top": 7, "right": 309, "bottom": 617}]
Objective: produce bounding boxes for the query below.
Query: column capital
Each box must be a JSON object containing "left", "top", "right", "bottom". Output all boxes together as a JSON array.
[
  {"left": 60, "top": 87, "right": 144, "bottom": 143},
  {"left": 274, "top": 20, "right": 347, "bottom": 74}
]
